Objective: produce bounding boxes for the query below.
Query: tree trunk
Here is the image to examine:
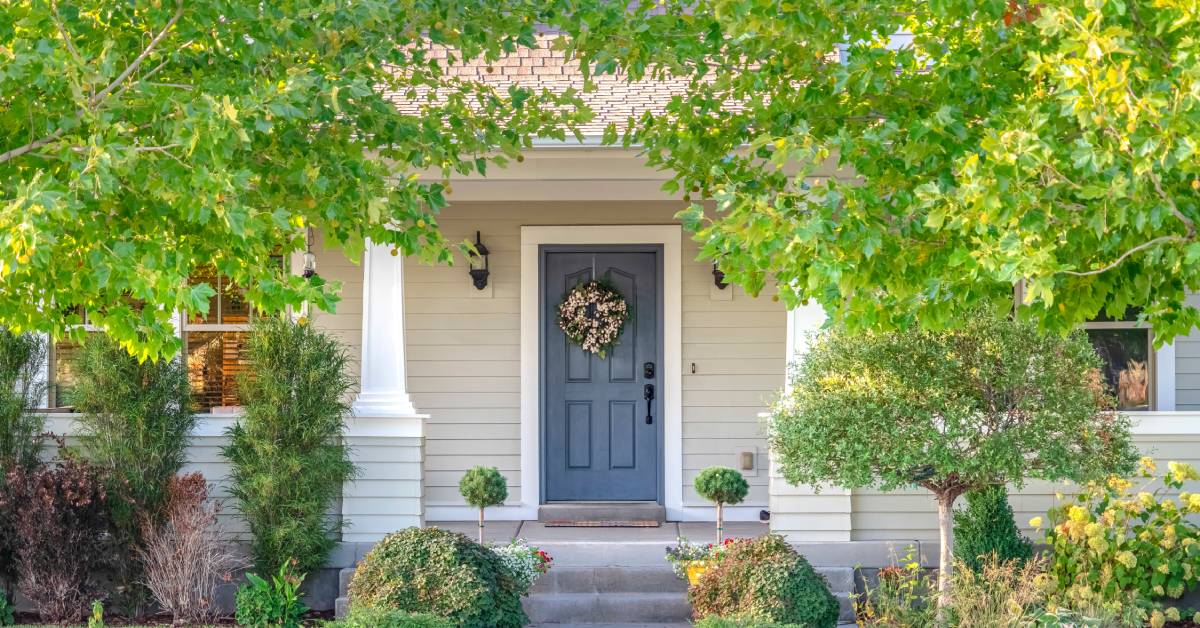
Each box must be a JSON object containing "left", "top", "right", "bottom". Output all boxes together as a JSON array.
[
  {"left": 478, "top": 506, "right": 485, "bottom": 544},
  {"left": 716, "top": 501, "right": 724, "bottom": 543},
  {"left": 936, "top": 492, "right": 956, "bottom": 611}
]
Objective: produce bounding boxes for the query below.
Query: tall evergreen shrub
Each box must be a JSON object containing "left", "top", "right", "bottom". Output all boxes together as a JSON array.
[
  {"left": 72, "top": 334, "right": 195, "bottom": 609},
  {"left": 0, "top": 330, "right": 47, "bottom": 471},
  {"left": 953, "top": 485, "right": 1032, "bottom": 573},
  {"left": 223, "top": 317, "right": 357, "bottom": 576}
]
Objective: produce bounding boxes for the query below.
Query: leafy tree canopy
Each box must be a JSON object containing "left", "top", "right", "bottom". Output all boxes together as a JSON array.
[
  {"left": 0, "top": 0, "right": 601, "bottom": 359},
  {"left": 564, "top": 0, "right": 1200, "bottom": 341}
]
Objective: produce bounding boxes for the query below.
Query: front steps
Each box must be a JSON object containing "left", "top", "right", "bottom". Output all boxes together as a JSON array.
[
  {"left": 538, "top": 501, "right": 666, "bottom": 523},
  {"left": 336, "top": 562, "right": 856, "bottom": 625}
]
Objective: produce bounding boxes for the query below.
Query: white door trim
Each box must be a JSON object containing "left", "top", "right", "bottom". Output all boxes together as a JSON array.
[{"left": 520, "top": 225, "right": 684, "bottom": 519}]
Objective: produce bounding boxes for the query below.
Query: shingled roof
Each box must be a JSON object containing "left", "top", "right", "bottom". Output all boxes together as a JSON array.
[{"left": 386, "top": 35, "right": 691, "bottom": 136}]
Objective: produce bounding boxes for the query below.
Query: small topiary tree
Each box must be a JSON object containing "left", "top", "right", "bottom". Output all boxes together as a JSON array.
[
  {"left": 953, "top": 485, "right": 1032, "bottom": 573},
  {"left": 689, "top": 534, "right": 839, "bottom": 627},
  {"left": 694, "top": 466, "right": 749, "bottom": 543},
  {"left": 769, "top": 310, "right": 1137, "bottom": 608},
  {"left": 223, "top": 316, "right": 357, "bottom": 577},
  {"left": 459, "top": 466, "right": 507, "bottom": 544},
  {"left": 348, "top": 527, "right": 525, "bottom": 627}
]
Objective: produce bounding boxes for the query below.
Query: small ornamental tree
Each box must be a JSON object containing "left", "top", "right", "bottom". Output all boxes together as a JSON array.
[
  {"left": 694, "top": 466, "right": 749, "bottom": 543},
  {"left": 459, "top": 466, "right": 507, "bottom": 544},
  {"left": 768, "top": 311, "right": 1137, "bottom": 607}
]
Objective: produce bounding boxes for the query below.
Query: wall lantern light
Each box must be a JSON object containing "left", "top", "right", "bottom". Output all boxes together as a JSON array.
[
  {"left": 712, "top": 262, "right": 728, "bottom": 290},
  {"left": 468, "top": 231, "right": 490, "bottom": 290},
  {"left": 302, "top": 227, "right": 317, "bottom": 279}
]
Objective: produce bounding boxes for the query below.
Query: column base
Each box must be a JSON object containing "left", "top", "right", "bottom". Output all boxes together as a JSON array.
[{"left": 342, "top": 413, "right": 427, "bottom": 542}]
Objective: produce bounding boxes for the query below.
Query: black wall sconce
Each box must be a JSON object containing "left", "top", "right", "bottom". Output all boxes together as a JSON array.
[
  {"left": 468, "top": 231, "right": 490, "bottom": 290},
  {"left": 712, "top": 263, "right": 728, "bottom": 290}
]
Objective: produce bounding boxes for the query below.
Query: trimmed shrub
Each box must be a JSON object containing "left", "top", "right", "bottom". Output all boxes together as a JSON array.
[
  {"left": 3, "top": 457, "right": 115, "bottom": 624},
  {"left": 72, "top": 334, "right": 194, "bottom": 610},
  {"left": 348, "top": 527, "right": 525, "bottom": 628},
  {"left": 690, "top": 535, "right": 839, "bottom": 628},
  {"left": 952, "top": 484, "right": 1032, "bottom": 573},
  {"left": 459, "top": 466, "right": 507, "bottom": 543},
  {"left": 223, "top": 317, "right": 356, "bottom": 576},
  {"left": 140, "top": 473, "right": 241, "bottom": 624},
  {"left": 694, "top": 466, "right": 749, "bottom": 542},
  {"left": 328, "top": 606, "right": 456, "bottom": 628}
]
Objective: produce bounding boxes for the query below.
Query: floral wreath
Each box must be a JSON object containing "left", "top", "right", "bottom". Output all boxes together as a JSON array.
[{"left": 557, "top": 280, "right": 630, "bottom": 358}]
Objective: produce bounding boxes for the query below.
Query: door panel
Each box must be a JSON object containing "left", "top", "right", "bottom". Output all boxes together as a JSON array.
[{"left": 544, "top": 250, "right": 659, "bottom": 501}]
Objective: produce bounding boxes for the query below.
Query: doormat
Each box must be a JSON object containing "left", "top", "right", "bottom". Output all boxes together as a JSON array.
[{"left": 543, "top": 520, "right": 661, "bottom": 528}]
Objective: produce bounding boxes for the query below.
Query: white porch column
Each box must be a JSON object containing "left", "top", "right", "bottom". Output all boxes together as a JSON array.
[
  {"left": 354, "top": 241, "right": 417, "bottom": 417},
  {"left": 769, "top": 302, "right": 853, "bottom": 542},
  {"left": 342, "top": 239, "right": 426, "bottom": 543}
]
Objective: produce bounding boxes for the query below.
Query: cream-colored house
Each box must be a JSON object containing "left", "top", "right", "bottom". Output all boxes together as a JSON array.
[{"left": 42, "top": 38, "right": 1200, "bottom": 551}]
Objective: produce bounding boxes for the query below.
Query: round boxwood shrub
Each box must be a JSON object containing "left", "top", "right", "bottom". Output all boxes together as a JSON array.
[
  {"left": 953, "top": 484, "right": 1032, "bottom": 573},
  {"left": 694, "top": 466, "right": 749, "bottom": 542},
  {"left": 459, "top": 466, "right": 507, "bottom": 543},
  {"left": 348, "top": 527, "right": 524, "bottom": 628},
  {"left": 690, "top": 535, "right": 839, "bottom": 628}
]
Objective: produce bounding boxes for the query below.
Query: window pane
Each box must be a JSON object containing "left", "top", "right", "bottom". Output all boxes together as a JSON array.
[
  {"left": 186, "top": 331, "right": 249, "bottom": 411},
  {"left": 221, "top": 281, "right": 250, "bottom": 324},
  {"left": 1086, "top": 328, "right": 1151, "bottom": 411},
  {"left": 51, "top": 340, "right": 84, "bottom": 408},
  {"left": 188, "top": 267, "right": 220, "bottom": 324}
]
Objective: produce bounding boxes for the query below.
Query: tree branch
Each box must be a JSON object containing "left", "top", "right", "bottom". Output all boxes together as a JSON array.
[
  {"left": 0, "top": 1, "right": 183, "bottom": 167},
  {"left": 1060, "top": 235, "right": 1189, "bottom": 277},
  {"left": 88, "top": 0, "right": 184, "bottom": 108}
]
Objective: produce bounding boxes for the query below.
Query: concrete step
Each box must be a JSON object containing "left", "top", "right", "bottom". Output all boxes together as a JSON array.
[
  {"left": 538, "top": 501, "right": 666, "bottom": 522},
  {"left": 338, "top": 566, "right": 356, "bottom": 597},
  {"left": 532, "top": 566, "right": 687, "bottom": 594},
  {"left": 523, "top": 592, "right": 693, "bottom": 624}
]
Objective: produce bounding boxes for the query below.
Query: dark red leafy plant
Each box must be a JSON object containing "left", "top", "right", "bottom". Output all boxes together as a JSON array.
[{"left": 1, "top": 457, "right": 115, "bottom": 623}]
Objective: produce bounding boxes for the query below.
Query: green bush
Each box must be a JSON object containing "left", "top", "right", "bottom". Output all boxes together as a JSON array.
[
  {"left": 235, "top": 560, "right": 308, "bottom": 628},
  {"left": 348, "top": 527, "right": 525, "bottom": 628},
  {"left": 459, "top": 466, "right": 507, "bottom": 543},
  {"left": 325, "top": 606, "right": 455, "bottom": 628},
  {"left": 689, "top": 535, "right": 839, "bottom": 628},
  {"left": 0, "top": 329, "right": 46, "bottom": 472},
  {"left": 72, "top": 334, "right": 195, "bottom": 611},
  {"left": 223, "top": 317, "right": 357, "bottom": 576},
  {"left": 953, "top": 485, "right": 1032, "bottom": 573}
]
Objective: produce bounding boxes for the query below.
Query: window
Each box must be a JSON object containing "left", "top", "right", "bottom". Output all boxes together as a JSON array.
[
  {"left": 46, "top": 308, "right": 98, "bottom": 410},
  {"left": 181, "top": 265, "right": 272, "bottom": 412},
  {"left": 1084, "top": 309, "right": 1153, "bottom": 411}
]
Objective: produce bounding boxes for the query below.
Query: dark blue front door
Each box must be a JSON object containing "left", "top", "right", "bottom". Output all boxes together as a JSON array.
[{"left": 543, "top": 249, "right": 660, "bottom": 501}]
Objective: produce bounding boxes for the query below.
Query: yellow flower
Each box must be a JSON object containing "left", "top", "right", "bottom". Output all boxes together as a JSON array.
[
  {"left": 1068, "top": 505, "right": 1089, "bottom": 523},
  {"left": 1154, "top": 584, "right": 1165, "bottom": 596},
  {"left": 1029, "top": 516, "right": 1043, "bottom": 528},
  {"left": 297, "top": 315, "right": 309, "bottom": 326},
  {"left": 1140, "top": 456, "right": 1158, "bottom": 473},
  {"left": 1167, "top": 608, "right": 1182, "bottom": 622},
  {"left": 1139, "top": 492, "right": 1156, "bottom": 508},
  {"left": 1169, "top": 461, "right": 1199, "bottom": 482},
  {"left": 1107, "top": 476, "right": 1132, "bottom": 492},
  {"left": 1158, "top": 562, "right": 1171, "bottom": 574},
  {"left": 1150, "top": 610, "right": 1165, "bottom": 628},
  {"left": 1115, "top": 551, "right": 1137, "bottom": 569},
  {"left": 1193, "top": 611, "right": 1200, "bottom": 624},
  {"left": 1084, "top": 522, "right": 1102, "bottom": 538}
]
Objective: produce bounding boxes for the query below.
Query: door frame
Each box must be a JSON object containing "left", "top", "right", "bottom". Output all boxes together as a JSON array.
[
  {"left": 520, "top": 226, "right": 683, "bottom": 516},
  {"left": 539, "top": 244, "right": 665, "bottom": 503}
]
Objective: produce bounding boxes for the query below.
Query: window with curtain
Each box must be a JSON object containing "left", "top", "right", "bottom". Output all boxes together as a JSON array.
[{"left": 1084, "top": 309, "right": 1153, "bottom": 411}]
